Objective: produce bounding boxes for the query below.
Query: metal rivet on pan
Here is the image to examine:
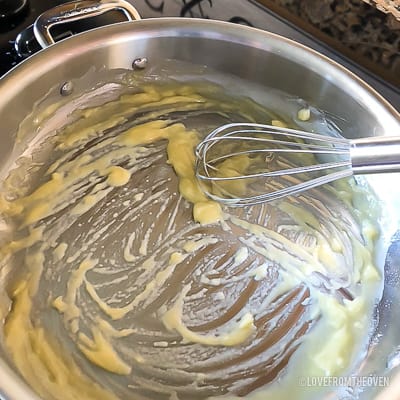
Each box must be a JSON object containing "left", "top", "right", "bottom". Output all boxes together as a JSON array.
[
  {"left": 132, "top": 57, "right": 148, "bottom": 70},
  {"left": 60, "top": 81, "right": 74, "bottom": 96}
]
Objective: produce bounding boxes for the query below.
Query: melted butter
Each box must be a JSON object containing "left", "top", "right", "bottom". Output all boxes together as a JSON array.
[
  {"left": 4, "top": 252, "right": 119, "bottom": 400},
  {"left": 52, "top": 259, "right": 97, "bottom": 334},
  {"left": 106, "top": 166, "right": 131, "bottom": 187},
  {"left": 162, "top": 286, "right": 256, "bottom": 346},
  {"left": 204, "top": 154, "right": 252, "bottom": 199},
  {"left": 77, "top": 326, "right": 131, "bottom": 375},
  {"left": 0, "top": 79, "right": 383, "bottom": 400},
  {"left": 54, "top": 242, "right": 68, "bottom": 261},
  {"left": 193, "top": 201, "right": 222, "bottom": 225},
  {"left": 166, "top": 127, "right": 222, "bottom": 224}
]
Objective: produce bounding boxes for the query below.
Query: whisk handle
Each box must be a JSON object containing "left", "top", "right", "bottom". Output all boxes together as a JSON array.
[{"left": 350, "top": 136, "right": 400, "bottom": 174}]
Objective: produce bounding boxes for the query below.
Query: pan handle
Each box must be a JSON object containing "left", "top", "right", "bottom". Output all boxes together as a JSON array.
[{"left": 33, "top": 0, "right": 141, "bottom": 48}]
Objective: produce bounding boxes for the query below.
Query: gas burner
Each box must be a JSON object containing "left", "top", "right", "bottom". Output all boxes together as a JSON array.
[
  {"left": 0, "top": 0, "right": 65, "bottom": 75},
  {"left": 0, "top": 0, "right": 128, "bottom": 76},
  {"left": 0, "top": 0, "right": 29, "bottom": 22},
  {"left": 0, "top": 0, "right": 29, "bottom": 35}
]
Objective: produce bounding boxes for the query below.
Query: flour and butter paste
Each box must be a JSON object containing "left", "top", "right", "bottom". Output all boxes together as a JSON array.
[{"left": 0, "top": 79, "right": 382, "bottom": 400}]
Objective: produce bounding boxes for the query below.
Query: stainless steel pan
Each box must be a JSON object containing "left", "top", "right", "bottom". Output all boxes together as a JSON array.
[{"left": 0, "top": 1, "right": 399, "bottom": 400}]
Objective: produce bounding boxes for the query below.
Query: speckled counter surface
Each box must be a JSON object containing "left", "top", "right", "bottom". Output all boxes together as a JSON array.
[{"left": 253, "top": 0, "right": 400, "bottom": 88}]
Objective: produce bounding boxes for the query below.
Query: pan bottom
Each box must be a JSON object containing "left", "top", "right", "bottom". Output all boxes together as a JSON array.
[{"left": 0, "top": 71, "right": 383, "bottom": 400}]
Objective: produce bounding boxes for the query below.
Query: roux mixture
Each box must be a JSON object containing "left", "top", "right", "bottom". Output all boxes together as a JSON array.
[{"left": 0, "top": 78, "right": 382, "bottom": 400}]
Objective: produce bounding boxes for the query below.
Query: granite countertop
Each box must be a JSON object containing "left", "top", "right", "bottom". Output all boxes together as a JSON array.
[{"left": 253, "top": 0, "right": 400, "bottom": 88}]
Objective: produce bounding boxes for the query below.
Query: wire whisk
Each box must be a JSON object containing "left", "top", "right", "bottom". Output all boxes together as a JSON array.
[{"left": 195, "top": 123, "right": 400, "bottom": 206}]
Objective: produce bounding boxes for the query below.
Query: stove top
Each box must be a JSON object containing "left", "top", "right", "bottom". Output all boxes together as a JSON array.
[{"left": 0, "top": 0, "right": 399, "bottom": 110}]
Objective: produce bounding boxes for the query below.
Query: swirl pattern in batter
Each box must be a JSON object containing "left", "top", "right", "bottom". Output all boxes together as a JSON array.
[{"left": 0, "top": 79, "right": 382, "bottom": 400}]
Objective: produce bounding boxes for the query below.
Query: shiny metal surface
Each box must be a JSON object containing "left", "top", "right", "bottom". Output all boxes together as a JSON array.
[
  {"left": 0, "top": 16, "right": 399, "bottom": 400},
  {"left": 352, "top": 136, "right": 400, "bottom": 174},
  {"left": 33, "top": 0, "right": 141, "bottom": 48}
]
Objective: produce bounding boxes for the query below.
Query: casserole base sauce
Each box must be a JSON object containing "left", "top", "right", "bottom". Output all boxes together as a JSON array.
[{"left": 0, "top": 82, "right": 382, "bottom": 400}]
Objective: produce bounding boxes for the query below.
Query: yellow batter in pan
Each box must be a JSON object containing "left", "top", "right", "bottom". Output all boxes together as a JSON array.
[{"left": 0, "top": 80, "right": 382, "bottom": 400}]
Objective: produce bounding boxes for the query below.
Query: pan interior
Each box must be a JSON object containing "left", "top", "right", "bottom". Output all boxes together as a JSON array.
[{"left": 0, "top": 62, "right": 390, "bottom": 400}]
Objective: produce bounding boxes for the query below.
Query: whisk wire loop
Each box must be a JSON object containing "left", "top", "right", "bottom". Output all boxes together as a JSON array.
[
  {"left": 196, "top": 122, "right": 400, "bottom": 206},
  {"left": 195, "top": 123, "right": 354, "bottom": 206}
]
